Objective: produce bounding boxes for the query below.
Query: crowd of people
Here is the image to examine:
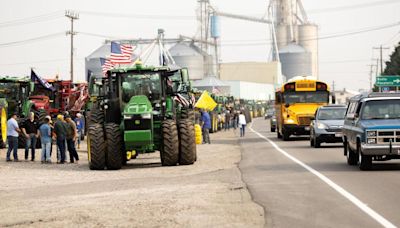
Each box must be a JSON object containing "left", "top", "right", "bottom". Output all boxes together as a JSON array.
[
  {"left": 5, "top": 112, "right": 85, "bottom": 164},
  {"left": 200, "top": 108, "right": 248, "bottom": 144}
]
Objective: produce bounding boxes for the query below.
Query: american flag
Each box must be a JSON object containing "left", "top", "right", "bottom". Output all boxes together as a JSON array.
[
  {"left": 100, "top": 58, "right": 114, "bottom": 75},
  {"left": 110, "top": 41, "right": 133, "bottom": 64}
]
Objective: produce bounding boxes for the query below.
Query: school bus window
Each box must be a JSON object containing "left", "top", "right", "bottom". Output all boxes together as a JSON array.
[{"left": 283, "top": 91, "right": 329, "bottom": 104}]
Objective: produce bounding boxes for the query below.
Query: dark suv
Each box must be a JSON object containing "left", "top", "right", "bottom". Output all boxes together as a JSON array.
[{"left": 343, "top": 93, "right": 400, "bottom": 170}]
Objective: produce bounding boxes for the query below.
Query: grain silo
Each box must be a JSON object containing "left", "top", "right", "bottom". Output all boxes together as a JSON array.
[
  {"left": 169, "top": 43, "right": 204, "bottom": 80},
  {"left": 279, "top": 43, "right": 312, "bottom": 80},
  {"left": 298, "top": 24, "right": 318, "bottom": 78}
]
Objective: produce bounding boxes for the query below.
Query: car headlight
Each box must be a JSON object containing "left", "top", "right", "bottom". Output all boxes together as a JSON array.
[
  {"left": 367, "top": 138, "right": 377, "bottom": 144},
  {"left": 286, "top": 119, "right": 295, "bottom": 124},
  {"left": 367, "top": 131, "right": 377, "bottom": 137},
  {"left": 141, "top": 113, "right": 151, "bottom": 119},
  {"left": 317, "top": 123, "right": 328, "bottom": 129}
]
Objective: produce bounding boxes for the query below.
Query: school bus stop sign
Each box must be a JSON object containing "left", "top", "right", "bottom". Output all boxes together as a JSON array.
[{"left": 376, "top": 75, "right": 400, "bottom": 87}]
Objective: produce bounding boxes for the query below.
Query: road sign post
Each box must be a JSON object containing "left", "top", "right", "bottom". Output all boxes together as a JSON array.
[{"left": 375, "top": 76, "right": 400, "bottom": 92}]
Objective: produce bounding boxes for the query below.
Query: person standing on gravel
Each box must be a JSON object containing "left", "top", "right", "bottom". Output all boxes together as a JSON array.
[
  {"left": 201, "top": 109, "right": 211, "bottom": 144},
  {"left": 238, "top": 111, "right": 247, "bottom": 137},
  {"left": 65, "top": 115, "right": 79, "bottom": 164},
  {"left": 6, "top": 113, "right": 21, "bottom": 162},
  {"left": 54, "top": 114, "right": 67, "bottom": 164},
  {"left": 74, "top": 113, "right": 84, "bottom": 149},
  {"left": 39, "top": 117, "right": 52, "bottom": 163},
  {"left": 22, "top": 112, "right": 39, "bottom": 161}
]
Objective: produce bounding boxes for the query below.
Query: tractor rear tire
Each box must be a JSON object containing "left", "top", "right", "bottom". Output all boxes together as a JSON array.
[
  {"left": 88, "top": 124, "right": 106, "bottom": 170},
  {"left": 0, "top": 107, "right": 6, "bottom": 149},
  {"left": 105, "top": 123, "right": 123, "bottom": 170},
  {"left": 35, "top": 109, "right": 47, "bottom": 149},
  {"left": 36, "top": 109, "right": 47, "bottom": 125},
  {"left": 181, "top": 109, "right": 195, "bottom": 124},
  {"left": 88, "top": 103, "right": 104, "bottom": 125},
  {"left": 160, "top": 120, "right": 179, "bottom": 166},
  {"left": 178, "top": 119, "right": 196, "bottom": 165}
]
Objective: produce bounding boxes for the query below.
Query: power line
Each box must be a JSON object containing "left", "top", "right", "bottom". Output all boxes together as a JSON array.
[
  {"left": 0, "top": 32, "right": 65, "bottom": 47},
  {"left": 79, "top": 10, "right": 195, "bottom": 20},
  {"left": 0, "top": 11, "right": 64, "bottom": 28},
  {"left": 308, "top": 0, "right": 400, "bottom": 14},
  {"left": 0, "top": 58, "right": 84, "bottom": 66}
]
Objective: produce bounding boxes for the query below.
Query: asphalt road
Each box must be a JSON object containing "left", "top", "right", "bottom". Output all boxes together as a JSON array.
[{"left": 239, "top": 118, "right": 400, "bottom": 228}]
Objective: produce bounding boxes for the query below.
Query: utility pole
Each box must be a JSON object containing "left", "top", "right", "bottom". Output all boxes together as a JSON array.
[
  {"left": 373, "top": 45, "right": 389, "bottom": 75},
  {"left": 65, "top": 10, "right": 79, "bottom": 82},
  {"left": 367, "top": 64, "right": 375, "bottom": 91}
]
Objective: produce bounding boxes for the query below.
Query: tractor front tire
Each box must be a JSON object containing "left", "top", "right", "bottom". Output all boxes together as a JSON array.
[
  {"left": 88, "top": 124, "right": 106, "bottom": 170},
  {"left": 161, "top": 120, "right": 179, "bottom": 166},
  {"left": 178, "top": 119, "right": 196, "bottom": 165},
  {"left": 105, "top": 123, "right": 123, "bottom": 170}
]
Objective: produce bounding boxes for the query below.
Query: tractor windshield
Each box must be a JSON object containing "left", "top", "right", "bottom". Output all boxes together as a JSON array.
[
  {"left": 121, "top": 73, "right": 161, "bottom": 103},
  {"left": 0, "top": 81, "right": 21, "bottom": 99}
]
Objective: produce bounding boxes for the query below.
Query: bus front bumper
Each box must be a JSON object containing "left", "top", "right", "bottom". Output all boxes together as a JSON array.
[{"left": 283, "top": 124, "right": 310, "bottom": 135}]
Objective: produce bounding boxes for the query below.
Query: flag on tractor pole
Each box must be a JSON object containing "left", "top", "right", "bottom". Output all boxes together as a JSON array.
[
  {"left": 212, "top": 86, "right": 220, "bottom": 94},
  {"left": 100, "top": 58, "right": 114, "bottom": 75},
  {"left": 30, "top": 69, "right": 55, "bottom": 91},
  {"left": 110, "top": 41, "right": 133, "bottom": 64},
  {"left": 195, "top": 91, "right": 217, "bottom": 111}
]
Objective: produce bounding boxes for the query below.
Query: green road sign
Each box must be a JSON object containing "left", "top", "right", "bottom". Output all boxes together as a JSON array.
[{"left": 375, "top": 75, "right": 400, "bottom": 87}]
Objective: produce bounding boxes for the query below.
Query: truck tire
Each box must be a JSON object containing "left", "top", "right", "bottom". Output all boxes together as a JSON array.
[
  {"left": 160, "top": 120, "right": 179, "bottom": 166},
  {"left": 88, "top": 124, "right": 106, "bottom": 170},
  {"left": 358, "top": 148, "right": 372, "bottom": 171},
  {"left": 88, "top": 103, "right": 104, "bottom": 125},
  {"left": 105, "top": 123, "right": 122, "bottom": 170},
  {"left": 346, "top": 142, "right": 357, "bottom": 166},
  {"left": 178, "top": 119, "right": 196, "bottom": 165},
  {"left": 0, "top": 107, "right": 6, "bottom": 149}
]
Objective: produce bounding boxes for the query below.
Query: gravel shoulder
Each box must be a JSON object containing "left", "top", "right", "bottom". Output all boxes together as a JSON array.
[{"left": 0, "top": 130, "right": 264, "bottom": 227}]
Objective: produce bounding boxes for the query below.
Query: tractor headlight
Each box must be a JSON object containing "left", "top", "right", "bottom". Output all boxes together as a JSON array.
[
  {"left": 317, "top": 123, "right": 328, "bottom": 129},
  {"left": 124, "top": 115, "right": 132, "bottom": 119},
  {"left": 141, "top": 113, "right": 151, "bottom": 119},
  {"left": 104, "top": 104, "right": 108, "bottom": 110},
  {"left": 367, "top": 138, "right": 377, "bottom": 144},
  {"left": 367, "top": 131, "right": 377, "bottom": 137}
]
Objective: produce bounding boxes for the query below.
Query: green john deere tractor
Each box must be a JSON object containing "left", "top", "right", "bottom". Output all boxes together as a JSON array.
[
  {"left": 86, "top": 63, "right": 197, "bottom": 170},
  {"left": 0, "top": 76, "right": 35, "bottom": 148}
]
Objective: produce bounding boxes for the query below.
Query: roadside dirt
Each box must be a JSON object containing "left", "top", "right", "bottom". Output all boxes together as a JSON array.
[{"left": 0, "top": 130, "right": 264, "bottom": 227}]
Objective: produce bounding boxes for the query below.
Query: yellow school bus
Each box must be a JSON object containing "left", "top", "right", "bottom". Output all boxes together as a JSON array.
[{"left": 275, "top": 76, "right": 331, "bottom": 140}]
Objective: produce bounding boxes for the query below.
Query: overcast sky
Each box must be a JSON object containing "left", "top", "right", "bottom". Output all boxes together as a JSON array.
[{"left": 0, "top": 0, "right": 399, "bottom": 91}]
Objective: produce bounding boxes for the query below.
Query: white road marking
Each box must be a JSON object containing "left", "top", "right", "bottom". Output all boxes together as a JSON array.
[{"left": 249, "top": 124, "right": 396, "bottom": 228}]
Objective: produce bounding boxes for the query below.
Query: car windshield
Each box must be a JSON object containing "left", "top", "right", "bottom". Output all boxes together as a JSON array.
[
  {"left": 317, "top": 108, "right": 346, "bottom": 120},
  {"left": 284, "top": 91, "right": 329, "bottom": 104},
  {"left": 121, "top": 73, "right": 161, "bottom": 103},
  {"left": 361, "top": 99, "right": 400, "bottom": 120}
]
